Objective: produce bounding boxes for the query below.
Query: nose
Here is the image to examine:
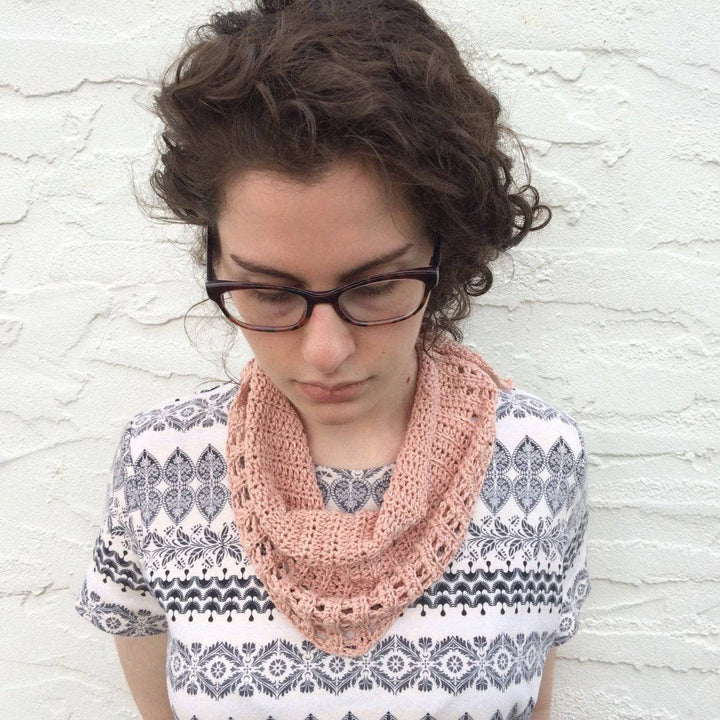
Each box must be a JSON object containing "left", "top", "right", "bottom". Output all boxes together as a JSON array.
[{"left": 300, "top": 302, "right": 356, "bottom": 375}]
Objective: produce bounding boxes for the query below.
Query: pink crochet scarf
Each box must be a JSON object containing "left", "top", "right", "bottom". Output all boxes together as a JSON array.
[{"left": 226, "top": 338, "right": 514, "bottom": 657}]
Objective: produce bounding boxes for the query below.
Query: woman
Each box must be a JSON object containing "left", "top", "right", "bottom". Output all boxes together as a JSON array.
[{"left": 75, "top": 1, "right": 590, "bottom": 718}]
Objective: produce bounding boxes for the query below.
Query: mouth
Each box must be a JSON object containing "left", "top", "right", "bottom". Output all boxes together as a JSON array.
[
  {"left": 300, "top": 380, "right": 366, "bottom": 391},
  {"left": 296, "top": 379, "right": 368, "bottom": 403}
]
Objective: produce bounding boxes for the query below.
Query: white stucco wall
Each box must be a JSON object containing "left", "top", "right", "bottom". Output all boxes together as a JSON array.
[{"left": 1, "top": 1, "right": 718, "bottom": 718}]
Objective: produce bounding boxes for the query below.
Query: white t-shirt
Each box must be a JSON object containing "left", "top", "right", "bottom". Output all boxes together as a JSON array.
[{"left": 75, "top": 378, "right": 590, "bottom": 720}]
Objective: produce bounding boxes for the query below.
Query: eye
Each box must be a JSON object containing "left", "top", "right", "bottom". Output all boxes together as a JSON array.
[
  {"left": 248, "top": 288, "right": 297, "bottom": 304},
  {"left": 354, "top": 280, "right": 398, "bottom": 297}
]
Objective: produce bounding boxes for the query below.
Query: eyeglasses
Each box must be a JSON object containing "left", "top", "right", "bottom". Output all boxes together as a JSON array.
[{"left": 205, "top": 226, "right": 440, "bottom": 332}]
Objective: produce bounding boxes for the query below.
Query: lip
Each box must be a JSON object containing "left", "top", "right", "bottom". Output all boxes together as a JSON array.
[{"left": 297, "top": 379, "right": 368, "bottom": 403}]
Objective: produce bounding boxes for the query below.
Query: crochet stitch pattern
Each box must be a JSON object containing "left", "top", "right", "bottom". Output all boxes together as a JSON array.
[{"left": 226, "top": 338, "right": 514, "bottom": 657}]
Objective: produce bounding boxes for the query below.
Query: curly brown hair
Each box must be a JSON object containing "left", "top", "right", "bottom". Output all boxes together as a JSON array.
[{"left": 148, "top": 0, "right": 550, "bottom": 352}]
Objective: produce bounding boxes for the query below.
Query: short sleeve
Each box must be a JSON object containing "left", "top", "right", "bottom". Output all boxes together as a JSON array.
[
  {"left": 74, "top": 421, "right": 168, "bottom": 636},
  {"left": 553, "top": 422, "right": 591, "bottom": 646}
]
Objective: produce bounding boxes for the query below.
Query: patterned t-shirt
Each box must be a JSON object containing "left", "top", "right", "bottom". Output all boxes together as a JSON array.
[{"left": 74, "top": 379, "right": 590, "bottom": 720}]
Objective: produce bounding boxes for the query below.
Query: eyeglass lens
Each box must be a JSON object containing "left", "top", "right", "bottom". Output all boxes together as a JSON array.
[{"left": 222, "top": 278, "right": 427, "bottom": 329}]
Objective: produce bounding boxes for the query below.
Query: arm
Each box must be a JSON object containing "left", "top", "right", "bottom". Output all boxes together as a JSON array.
[
  {"left": 114, "top": 634, "right": 174, "bottom": 720},
  {"left": 531, "top": 646, "right": 557, "bottom": 720}
]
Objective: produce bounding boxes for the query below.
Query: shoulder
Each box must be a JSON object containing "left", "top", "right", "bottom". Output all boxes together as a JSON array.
[
  {"left": 125, "top": 380, "right": 239, "bottom": 445},
  {"left": 111, "top": 381, "right": 240, "bottom": 525},
  {"left": 436, "top": 338, "right": 586, "bottom": 457},
  {"left": 496, "top": 386, "right": 583, "bottom": 437},
  {"left": 444, "top": 340, "right": 584, "bottom": 448},
  {"left": 491, "top": 386, "right": 589, "bottom": 525},
  {"left": 494, "top": 386, "right": 587, "bottom": 474}
]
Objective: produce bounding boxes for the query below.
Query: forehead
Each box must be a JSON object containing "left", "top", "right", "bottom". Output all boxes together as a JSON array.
[
  {"left": 221, "top": 160, "right": 394, "bottom": 216},
  {"left": 215, "top": 160, "right": 428, "bottom": 272}
]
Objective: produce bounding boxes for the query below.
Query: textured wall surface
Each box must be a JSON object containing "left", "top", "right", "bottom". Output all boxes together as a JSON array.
[{"left": 1, "top": 1, "right": 718, "bottom": 718}]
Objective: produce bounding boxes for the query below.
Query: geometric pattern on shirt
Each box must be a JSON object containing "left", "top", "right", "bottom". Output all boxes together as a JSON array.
[
  {"left": 114, "top": 430, "right": 582, "bottom": 527},
  {"left": 167, "top": 632, "right": 552, "bottom": 699},
  {"left": 111, "top": 510, "right": 574, "bottom": 578},
  {"left": 92, "top": 534, "right": 150, "bottom": 593},
  {"left": 125, "top": 444, "right": 228, "bottom": 526},
  {"left": 184, "top": 702, "right": 536, "bottom": 720},
  {"left": 91, "top": 537, "right": 568, "bottom": 619},
  {"left": 481, "top": 435, "right": 578, "bottom": 517},
  {"left": 143, "top": 566, "right": 566, "bottom": 620},
  {"left": 100, "top": 509, "right": 577, "bottom": 620}
]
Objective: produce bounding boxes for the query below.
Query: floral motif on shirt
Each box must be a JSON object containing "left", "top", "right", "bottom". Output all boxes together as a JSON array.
[
  {"left": 74, "top": 581, "right": 167, "bottom": 636},
  {"left": 315, "top": 465, "right": 393, "bottom": 512},
  {"left": 457, "top": 515, "right": 568, "bottom": 565},
  {"left": 131, "top": 383, "right": 237, "bottom": 436},
  {"left": 167, "top": 632, "right": 553, "bottom": 699},
  {"left": 496, "top": 389, "right": 575, "bottom": 425}
]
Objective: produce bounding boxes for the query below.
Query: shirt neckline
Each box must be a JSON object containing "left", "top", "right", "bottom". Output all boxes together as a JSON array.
[{"left": 313, "top": 462, "right": 395, "bottom": 473}]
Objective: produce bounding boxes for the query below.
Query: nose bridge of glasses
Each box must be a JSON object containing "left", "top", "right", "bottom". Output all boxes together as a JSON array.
[
  {"left": 300, "top": 275, "right": 426, "bottom": 322},
  {"left": 303, "top": 284, "right": 353, "bottom": 324}
]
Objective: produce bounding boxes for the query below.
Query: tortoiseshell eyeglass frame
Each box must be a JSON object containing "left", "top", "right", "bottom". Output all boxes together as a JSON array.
[{"left": 204, "top": 224, "right": 441, "bottom": 332}]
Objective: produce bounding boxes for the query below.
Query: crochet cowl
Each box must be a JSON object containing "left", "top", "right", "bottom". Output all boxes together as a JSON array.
[{"left": 225, "top": 338, "right": 514, "bottom": 657}]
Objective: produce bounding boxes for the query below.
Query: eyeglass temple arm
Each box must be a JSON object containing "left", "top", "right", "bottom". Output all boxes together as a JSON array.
[
  {"left": 431, "top": 237, "right": 441, "bottom": 266},
  {"left": 206, "top": 226, "right": 214, "bottom": 282}
]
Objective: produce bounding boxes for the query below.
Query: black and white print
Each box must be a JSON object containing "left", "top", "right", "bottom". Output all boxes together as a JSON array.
[{"left": 75, "top": 381, "right": 590, "bottom": 720}]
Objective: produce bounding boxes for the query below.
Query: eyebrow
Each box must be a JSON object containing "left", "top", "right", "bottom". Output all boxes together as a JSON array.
[{"left": 228, "top": 242, "right": 416, "bottom": 284}]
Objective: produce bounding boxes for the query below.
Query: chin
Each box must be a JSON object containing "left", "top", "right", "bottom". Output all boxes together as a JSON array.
[{"left": 304, "top": 397, "right": 365, "bottom": 419}]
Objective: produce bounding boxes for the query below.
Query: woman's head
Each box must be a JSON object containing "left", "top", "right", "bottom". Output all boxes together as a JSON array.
[
  {"left": 213, "top": 159, "right": 437, "bottom": 433},
  {"left": 150, "top": 0, "right": 549, "bottom": 349}
]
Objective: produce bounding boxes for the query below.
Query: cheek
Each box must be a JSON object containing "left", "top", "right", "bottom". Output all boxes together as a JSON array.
[
  {"left": 240, "top": 331, "right": 291, "bottom": 371},
  {"left": 370, "top": 318, "right": 423, "bottom": 360}
]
